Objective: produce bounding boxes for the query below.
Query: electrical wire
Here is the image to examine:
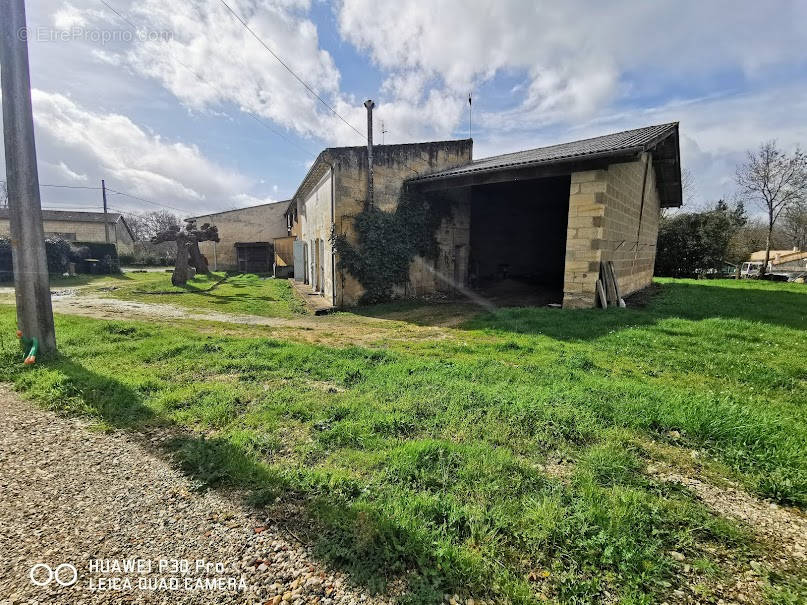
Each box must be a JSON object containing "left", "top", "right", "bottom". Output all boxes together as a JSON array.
[
  {"left": 105, "top": 188, "right": 188, "bottom": 213},
  {"left": 217, "top": 0, "right": 366, "bottom": 143},
  {"left": 99, "top": 0, "right": 319, "bottom": 159}
]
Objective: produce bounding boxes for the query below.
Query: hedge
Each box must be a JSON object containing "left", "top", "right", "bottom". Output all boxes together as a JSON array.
[{"left": 0, "top": 236, "right": 120, "bottom": 279}]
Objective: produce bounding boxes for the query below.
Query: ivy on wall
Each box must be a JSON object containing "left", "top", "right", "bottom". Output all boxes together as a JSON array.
[{"left": 332, "top": 189, "right": 453, "bottom": 304}]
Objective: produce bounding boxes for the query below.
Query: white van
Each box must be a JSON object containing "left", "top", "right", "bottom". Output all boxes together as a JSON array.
[{"left": 740, "top": 261, "right": 764, "bottom": 278}]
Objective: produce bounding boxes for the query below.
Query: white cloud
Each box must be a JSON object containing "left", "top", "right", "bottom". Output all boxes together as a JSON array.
[
  {"left": 52, "top": 2, "right": 89, "bottom": 29},
  {"left": 53, "top": 160, "right": 88, "bottom": 182},
  {"left": 337, "top": 0, "right": 807, "bottom": 130},
  {"left": 31, "top": 89, "right": 252, "bottom": 212},
  {"left": 90, "top": 0, "right": 363, "bottom": 144}
]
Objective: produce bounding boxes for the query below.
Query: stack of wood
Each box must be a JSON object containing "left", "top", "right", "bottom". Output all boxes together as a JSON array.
[{"left": 596, "top": 261, "right": 625, "bottom": 309}]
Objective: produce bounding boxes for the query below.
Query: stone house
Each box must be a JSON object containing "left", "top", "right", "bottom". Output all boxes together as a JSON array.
[
  {"left": 0, "top": 208, "right": 135, "bottom": 254},
  {"left": 190, "top": 201, "right": 289, "bottom": 272},
  {"left": 287, "top": 122, "right": 682, "bottom": 309},
  {"left": 287, "top": 140, "right": 472, "bottom": 306}
]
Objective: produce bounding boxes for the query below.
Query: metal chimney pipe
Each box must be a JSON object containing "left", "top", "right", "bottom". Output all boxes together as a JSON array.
[{"left": 364, "top": 99, "right": 375, "bottom": 206}]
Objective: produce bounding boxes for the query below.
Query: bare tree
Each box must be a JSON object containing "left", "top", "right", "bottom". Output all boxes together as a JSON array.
[
  {"left": 124, "top": 210, "right": 181, "bottom": 241},
  {"left": 661, "top": 167, "right": 696, "bottom": 219},
  {"left": 123, "top": 212, "right": 149, "bottom": 241},
  {"left": 736, "top": 141, "right": 807, "bottom": 274},
  {"left": 681, "top": 167, "right": 696, "bottom": 206},
  {"left": 781, "top": 199, "right": 807, "bottom": 251}
]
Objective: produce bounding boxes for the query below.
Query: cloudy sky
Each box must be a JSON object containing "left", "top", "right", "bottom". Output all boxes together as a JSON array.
[{"left": 1, "top": 0, "right": 806, "bottom": 215}]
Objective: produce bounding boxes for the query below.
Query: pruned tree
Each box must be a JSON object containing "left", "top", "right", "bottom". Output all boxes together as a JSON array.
[
  {"left": 184, "top": 219, "right": 219, "bottom": 275},
  {"left": 152, "top": 225, "right": 188, "bottom": 286},
  {"left": 736, "top": 141, "right": 807, "bottom": 274},
  {"left": 151, "top": 221, "right": 218, "bottom": 286}
]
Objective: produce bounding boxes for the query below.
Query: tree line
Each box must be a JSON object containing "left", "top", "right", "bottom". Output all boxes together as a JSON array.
[{"left": 656, "top": 141, "right": 807, "bottom": 277}]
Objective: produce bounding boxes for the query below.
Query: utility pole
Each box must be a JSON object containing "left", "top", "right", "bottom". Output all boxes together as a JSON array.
[
  {"left": 101, "top": 179, "right": 110, "bottom": 242},
  {"left": 363, "top": 99, "right": 375, "bottom": 207},
  {"left": 0, "top": 0, "right": 57, "bottom": 355}
]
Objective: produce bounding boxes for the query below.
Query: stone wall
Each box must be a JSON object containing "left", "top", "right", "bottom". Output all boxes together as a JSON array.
[
  {"left": 195, "top": 201, "right": 288, "bottom": 270},
  {"left": 562, "top": 153, "right": 660, "bottom": 308},
  {"left": 331, "top": 140, "right": 473, "bottom": 306}
]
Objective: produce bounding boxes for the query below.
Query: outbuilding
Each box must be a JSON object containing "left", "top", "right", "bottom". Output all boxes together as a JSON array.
[
  {"left": 287, "top": 122, "right": 682, "bottom": 309},
  {"left": 190, "top": 200, "right": 289, "bottom": 273}
]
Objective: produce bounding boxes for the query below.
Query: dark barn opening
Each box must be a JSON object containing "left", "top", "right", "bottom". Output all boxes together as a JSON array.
[
  {"left": 468, "top": 175, "right": 570, "bottom": 305},
  {"left": 235, "top": 242, "right": 273, "bottom": 274}
]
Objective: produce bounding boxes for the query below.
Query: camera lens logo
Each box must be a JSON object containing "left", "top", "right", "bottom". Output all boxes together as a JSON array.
[{"left": 29, "top": 563, "right": 78, "bottom": 587}]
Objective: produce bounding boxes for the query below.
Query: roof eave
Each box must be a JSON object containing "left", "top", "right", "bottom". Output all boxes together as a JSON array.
[{"left": 409, "top": 146, "right": 645, "bottom": 185}]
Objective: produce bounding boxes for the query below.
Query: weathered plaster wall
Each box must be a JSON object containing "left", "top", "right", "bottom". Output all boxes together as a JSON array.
[
  {"left": 299, "top": 170, "right": 334, "bottom": 301},
  {"left": 562, "top": 153, "right": 660, "bottom": 308},
  {"left": 331, "top": 140, "right": 473, "bottom": 306},
  {"left": 195, "top": 201, "right": 288, "bottom": 270}
]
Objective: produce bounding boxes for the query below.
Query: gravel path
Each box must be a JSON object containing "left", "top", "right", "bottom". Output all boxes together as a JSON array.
[
  {"left": 649, "top": 463, "right": 807, "bottom": 565},
  {"left": 0, "top": 385, "right": 390, "bottom": 605}
]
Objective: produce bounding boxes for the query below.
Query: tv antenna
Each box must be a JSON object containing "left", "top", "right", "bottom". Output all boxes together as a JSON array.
[{"left": 468, "top": 93, "right": 472, "bottom": 139}]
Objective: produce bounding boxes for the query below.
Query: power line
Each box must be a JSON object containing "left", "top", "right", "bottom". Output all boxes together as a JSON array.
[
  {"left": 217, "top": 0, "right": 366, "bottom": 142},
  {"left": 106, "top": 188, "right": 187, "bottom": 213},
  {"left": 0, "top": 179, "right": 103, "bottom": 190},
  {"left": 99, "top": 0, "right": 319, "bottom": 159},
  {"left": 41, "top": 184, "right": 102, "bottom": 190}
]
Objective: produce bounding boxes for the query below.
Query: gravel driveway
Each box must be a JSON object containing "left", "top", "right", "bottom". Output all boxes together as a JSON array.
[{"left": 0, "top": 385, "right": 390, "bottom": 605}]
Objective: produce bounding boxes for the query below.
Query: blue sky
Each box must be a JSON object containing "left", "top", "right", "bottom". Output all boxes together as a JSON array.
[{"left": 2, "top": 0, "right": 806, "bottom": 216}]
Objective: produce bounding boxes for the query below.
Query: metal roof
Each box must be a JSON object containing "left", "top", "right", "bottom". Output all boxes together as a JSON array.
[
  {"left": 411, "top": 123, "right": 679, "bottom": 182},
  {"left": 0, "top": 208, "right": 122, "bottom": 223}
]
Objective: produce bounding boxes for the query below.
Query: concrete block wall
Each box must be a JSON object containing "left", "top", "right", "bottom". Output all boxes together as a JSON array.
[
  {"left": 600, "top": 154, "right": 660, "bottom": 297},
  {"left": 562, "top": 154, "right": 661, "bottom": 308}
]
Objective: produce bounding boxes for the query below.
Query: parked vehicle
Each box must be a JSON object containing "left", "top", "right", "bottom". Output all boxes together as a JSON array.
[{"left": 740, "top": 261, "right": 763, "bottom": 278}]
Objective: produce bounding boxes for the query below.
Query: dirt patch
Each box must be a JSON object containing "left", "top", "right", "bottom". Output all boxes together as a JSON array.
[
  {"left": 650, "top": 462, "right": 807, "bottom": 564},
  {"left": 45, "top": 294, "right": 459, "bottom": 347}
]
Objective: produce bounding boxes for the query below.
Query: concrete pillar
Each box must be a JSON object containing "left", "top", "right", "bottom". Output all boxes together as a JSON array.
[{"left": 0, "top": 0, "right": 56, "bottom": 353}]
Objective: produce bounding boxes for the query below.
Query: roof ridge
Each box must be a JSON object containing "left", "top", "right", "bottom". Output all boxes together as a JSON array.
[{"left": 471, "top": 122, "right": 678, "bottom": 165}]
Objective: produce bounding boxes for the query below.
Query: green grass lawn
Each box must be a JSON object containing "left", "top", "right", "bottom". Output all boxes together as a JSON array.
[
  {"left": 57, "top": 271, "right": 307, "bottom": 317},
  {"left": 1, "top": 278, "right": 805, "bottom": 604}
]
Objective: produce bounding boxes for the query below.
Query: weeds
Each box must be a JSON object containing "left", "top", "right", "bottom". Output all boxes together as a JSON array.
[{"left": 1, "top": 278, "right": 805, "bottom": 603}]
